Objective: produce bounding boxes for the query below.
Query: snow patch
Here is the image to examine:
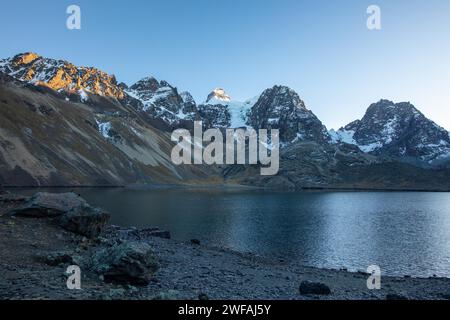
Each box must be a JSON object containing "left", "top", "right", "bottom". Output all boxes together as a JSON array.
[
  {"left": 130, "top": 127, "right": 142, "bottom": 137},
  {"left": 79, "top": 89, "right": 89, "bottom": 103},
  {"left": 329, "top": 129, "right": 357, "bottom": 145},
  {"left": 359, "top": 142, "right": 383, "bottom": 153},
  {"left": 380, "top": 116, "right": 398, "bottom": 144},
  {"left": 95, "top": 120, "right": 112, "bottom": 139}
]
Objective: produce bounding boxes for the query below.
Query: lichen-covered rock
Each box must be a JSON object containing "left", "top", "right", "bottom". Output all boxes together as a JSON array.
[
  {"left": 59, "top": 205, "right": 109, "bottom": 238},
  {"left": 91, "top": 242, "right": 158, "bottom": 285}
]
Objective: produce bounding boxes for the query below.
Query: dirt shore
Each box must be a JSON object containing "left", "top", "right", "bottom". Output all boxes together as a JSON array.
[{"left": 1, "top": 193, "right": 450, "bottom": 300}]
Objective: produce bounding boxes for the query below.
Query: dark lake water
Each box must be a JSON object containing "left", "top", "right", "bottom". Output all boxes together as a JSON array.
[{"left": 14, "top": 188, "right": 450, "bottom": 277}]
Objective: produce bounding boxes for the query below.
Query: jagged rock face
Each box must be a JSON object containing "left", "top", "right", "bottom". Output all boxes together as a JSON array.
[
  {"left": 197, "top": 89, "right": 255, "bottom": 129},
  {"left": 247, "top": 86, "right": 330, "bottom": 144},
  {"left": 179, "top": 91, "right": 198, "bottom": 117},
  {"left": 198, "top": 103, "right": 231, "bottom": 128},
  {"left": 126, "top": 77, "right": 198, "bottom": 125},
  {"left": 0, "top": 53, "right": 125, "bottom": 99},
  {"left": 332, "top": 100, "right": 450, "bottom": 162}
]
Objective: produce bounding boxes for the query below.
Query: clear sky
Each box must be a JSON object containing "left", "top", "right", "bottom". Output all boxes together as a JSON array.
[{"left": 1, "top": 0, "right": 449, "bottom": 130}]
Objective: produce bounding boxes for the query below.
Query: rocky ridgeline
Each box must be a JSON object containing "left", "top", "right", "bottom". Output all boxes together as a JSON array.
[
  {"left": 0, "top": 53, "right": 124, "bottom": 100},
  {"left": 124, "top": 77, "right": 199, "bottom": 126},
  {"left": 3, "top": 52, "right": 449, "bottom": 160},
  {"left": 1, "top": 52, "right": 450, "bottom": 190},
  {"left": 0, "top": 53, "right": 335, "bottom": 146},
  {"left": 4, "top": 52, "right": 448, "bottom": 163}
]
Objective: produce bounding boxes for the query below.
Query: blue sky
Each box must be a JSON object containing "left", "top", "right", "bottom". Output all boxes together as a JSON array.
[{"left": 1, "top": 0, "right": 449, "bottom": 130}]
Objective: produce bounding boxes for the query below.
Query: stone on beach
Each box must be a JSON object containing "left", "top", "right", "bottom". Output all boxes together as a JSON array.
[
  {"left": 104, "top": 225, "right": 171, "bottom": 241},
  {"left": 386, "top": 293, "right": 409, "bottom": 300},
  {"left": 59, "top": 205, "right": 109, "bottom": 238},
  {"left": 40, "top": 252, "right": 74, "bottom": 266},
  {"left": 0, "top": 193, "right": 29, "bottom": 204},
  {"left": 9, "top": 192, "right": 88, "bottom": 217},
  {"left": 90, "top": 241, "right": 158, "bottom": 285},
  {"left": 299, "top": 281, "right": 331, "bottom": 295},
  {"left": 8, "top": 192, "right": 109, "bottom": 238}
]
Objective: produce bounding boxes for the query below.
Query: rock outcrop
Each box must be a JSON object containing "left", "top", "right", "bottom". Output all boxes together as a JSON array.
[
  {"left": 90, "top": 241, "right": 158, "bottom": 285},
  {"left": 9, "top": 192, "right": 88, "bottom": 217},
  {"left": 59, "top": 205, "right": 109, "bottom": 238},
  {"left": 299, "top": 281, "right": 331, "bottom": 295},
  {"left": 9, "top": 192, "right": 109, "bottom": 238}
]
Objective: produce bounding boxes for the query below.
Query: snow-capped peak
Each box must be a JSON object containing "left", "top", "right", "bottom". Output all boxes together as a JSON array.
[
  {"left": 330, "top": 100, "right": 450, "bottom": 162},
  {"left": 206, "top": 88, "right": 231, "bottom": 103}
]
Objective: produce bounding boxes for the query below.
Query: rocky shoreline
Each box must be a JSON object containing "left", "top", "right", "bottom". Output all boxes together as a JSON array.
[{"left": 1, "top": 191, "right": 450, "bottom": 300}]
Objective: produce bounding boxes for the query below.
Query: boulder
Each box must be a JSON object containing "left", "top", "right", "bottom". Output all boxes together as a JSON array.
[
  {"left": 9, "top": 192, "right": 87, "bottom": 217},
  {"left": 441, "top": 293, "right": 450, "bottom": 300},
  {"left": 8, "top": 192, "right": 110, "bottom": 238},
  {"left": 299, "top": 281, "right": 331, "bottom": 295},
  {"left": 103, "top": 226, "right": 170, "bottom": 241},
  {"left": 91, "top": 242, "right": 158, "bottom": 285},
  {"left": 198, "top": 293, "right": 209, "bottom": 300},
  {"left": 0, "top": 193, "right": 29, "bottom": 204},
  {"left": 59, "top": 205, "right": 109, "bottom": 238},
  {"left": 386, "top": 293, "right": 409, "bottom": 300},
  {"left": 152, "top": 290, "right": 182, "bottom": 300},
  {"left": 139, "top": 227, "right": 171, "bottom": 239},
  {"left": 40, "top": 252, "right": 74, "bottom": 266}
]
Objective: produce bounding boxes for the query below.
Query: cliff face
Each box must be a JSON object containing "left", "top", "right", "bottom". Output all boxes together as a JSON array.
[{"left": 247, "top": 86, "right": 330, "bottom": 145}]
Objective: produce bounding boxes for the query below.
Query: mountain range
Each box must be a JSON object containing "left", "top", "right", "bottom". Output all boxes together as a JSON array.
[{"left": 1, "top": 52, "right": 450, "bottom": 190}]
